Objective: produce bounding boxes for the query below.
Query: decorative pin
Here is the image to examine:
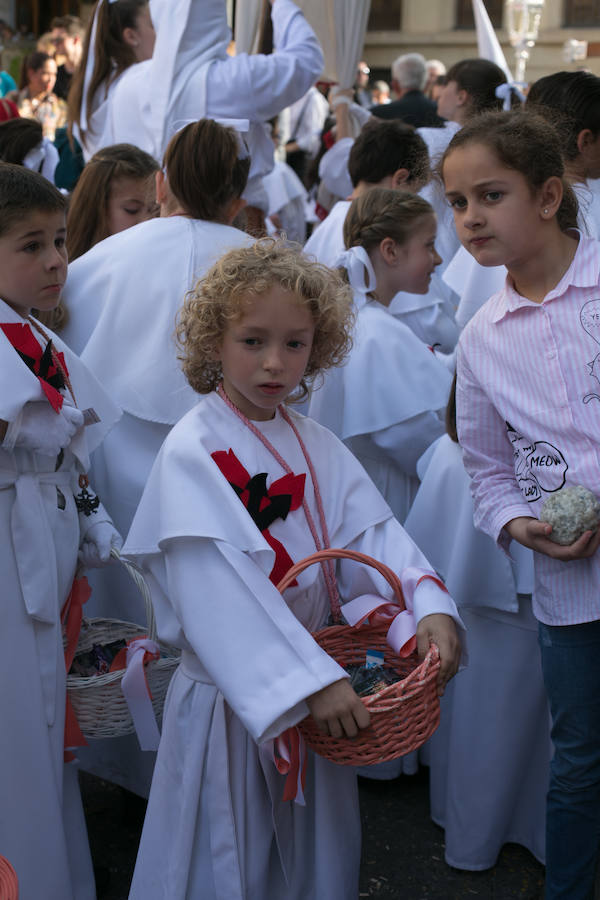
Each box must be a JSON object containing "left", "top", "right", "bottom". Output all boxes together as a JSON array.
[{"left": 75, "top": 478, "right": 100, "bottom": 516}]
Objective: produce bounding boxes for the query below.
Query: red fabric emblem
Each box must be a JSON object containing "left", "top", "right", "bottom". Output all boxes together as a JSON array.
[
  {"left": 1, "top": 322, "right": 68, "bottom": 412},
  {"left": 211, "top": 448, "right": 305, "bottom": 586}
]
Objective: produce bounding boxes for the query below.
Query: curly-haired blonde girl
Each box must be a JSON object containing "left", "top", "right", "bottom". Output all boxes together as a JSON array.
[{"left": 177, "top": 238, "right": 355, "bottom": 402}]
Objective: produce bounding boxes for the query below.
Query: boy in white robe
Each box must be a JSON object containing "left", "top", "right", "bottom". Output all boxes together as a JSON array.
[
  {"left": 124, "top": 239, "right": 465, "bottom": 899},
  {"left": 0, "top": 164, "right": 121, "bottom": 899}
]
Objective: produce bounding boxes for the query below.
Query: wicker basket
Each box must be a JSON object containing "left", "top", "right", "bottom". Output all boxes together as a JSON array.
[
  {"left": 277, "top": 548, "right": 441, "bottom": 767},
  {"left": 66, "top": 551, "right": 180, "bottom": 740},
  {"left": 0, "top": 854, "right": 18, "bottom": 900}
]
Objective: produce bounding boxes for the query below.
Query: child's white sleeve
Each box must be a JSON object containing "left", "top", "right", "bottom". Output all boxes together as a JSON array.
[{"left": 160, "top": 536, "right": 349, "bottom": 744}]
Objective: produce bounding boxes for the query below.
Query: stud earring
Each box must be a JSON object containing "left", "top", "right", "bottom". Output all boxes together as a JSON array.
[{"left": 543, "top": 208, "right": 549, "bottom": 215}]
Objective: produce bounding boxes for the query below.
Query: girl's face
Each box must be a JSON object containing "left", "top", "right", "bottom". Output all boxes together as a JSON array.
[
  {"left": 217, "top": 285, "right": 315, "bottom": 421},
  {"left": 28, "top": 60, "right": 57, "bottom": 97},
  {"left": 436, "top": 79, "right": 466, "bottom": 123},
  {"left": 443, "top": 142, "right": 546, "bottom": 271},
  {"left": 106, "top": 175, "right": 158, "bottom": 236},
  {"left": 394, "top": 214, "right": 441, "bottom": 295}
]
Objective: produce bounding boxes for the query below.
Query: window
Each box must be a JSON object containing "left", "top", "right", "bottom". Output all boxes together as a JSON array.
[
  {"left": 367, "top": 0, "right": 402, "bottom": 31},
  {"left": 456, "top": 0, "right": 503, "bottom": 28},
  {"left": 564, "top": 0, "right": 600, "bottom": 25}
]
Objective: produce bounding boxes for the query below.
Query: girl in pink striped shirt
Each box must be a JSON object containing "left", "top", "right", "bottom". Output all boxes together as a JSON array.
[{"left": 442, "top": 109, "right": 600, "bottom": 900}]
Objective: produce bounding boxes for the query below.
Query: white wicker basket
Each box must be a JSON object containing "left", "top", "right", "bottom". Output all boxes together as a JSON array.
[{"left": 66, "top": 550, "right": 180, "bottom": 740}]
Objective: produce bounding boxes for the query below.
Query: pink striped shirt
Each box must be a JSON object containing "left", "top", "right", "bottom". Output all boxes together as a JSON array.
[{"left": 456, "top": 234, "right": 600, "bottom": 625}]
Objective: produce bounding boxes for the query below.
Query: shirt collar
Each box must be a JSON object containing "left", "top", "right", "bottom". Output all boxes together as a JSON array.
[{"left": 490, "top": 232, "right": 600, "bottom": 324}]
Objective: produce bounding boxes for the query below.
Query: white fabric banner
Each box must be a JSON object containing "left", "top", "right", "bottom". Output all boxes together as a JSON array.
[
  {"left": 235, "top": 0, "right": 371, "bottom": 88},
  {"left": 472, "top": 0, "right": 514, "bottom": 80}
]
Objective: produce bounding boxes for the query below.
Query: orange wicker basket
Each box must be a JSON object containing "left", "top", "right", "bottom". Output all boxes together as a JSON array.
[
  {"left": 0, "top": 855, "right": 18, "bottom": 900},
  {"left": 277, "top": 548, "right": 441, "bottom": 767}
]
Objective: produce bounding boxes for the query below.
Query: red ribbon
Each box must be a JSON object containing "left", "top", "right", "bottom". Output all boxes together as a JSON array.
[
  {"left": 212, "top": 448, "right": 305, "bottom": 585},
  {"left": 61, "top": 575, "right": 91, "bottom": 759},
  {"left": 272, "top": 727, "right": 308, "bottom": 804},
  {"left": 1, "top": 322, "right": 68, "bottom": 412}
]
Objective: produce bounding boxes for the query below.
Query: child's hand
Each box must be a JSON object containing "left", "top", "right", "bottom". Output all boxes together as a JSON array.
[
  {"left": 11, "top": 401, "right": 83, "bottom": 456},
  {"left": 416, "top": 613, "right": 461, "bottom": 697},
  {"left": 506, "top": 516, "right": 600, "bottom": 561},
  {"left": 306, "top": 678, "right": 370, "bottom": 739}
]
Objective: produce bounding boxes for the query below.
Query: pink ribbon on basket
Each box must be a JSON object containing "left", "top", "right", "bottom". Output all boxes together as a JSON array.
[
  {"left": 266, "top": 727, "right": 308, "bottom": 805},
  {"left": 341, "top": 568, "right": 448, "bottom": 658},
  {"left": 110, "top": 637, "right": 161, "bottom": 750}
]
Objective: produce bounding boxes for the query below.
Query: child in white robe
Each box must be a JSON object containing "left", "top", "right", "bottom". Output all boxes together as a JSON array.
[
  {"left": 123, "top": 239, "right": 465, "bottom": 900},
  {"left": 309, "top": 188, "right": 452, "bottom": 526},
  {"left": 0, "top": 164, "right": 121, "bottom": 900}
]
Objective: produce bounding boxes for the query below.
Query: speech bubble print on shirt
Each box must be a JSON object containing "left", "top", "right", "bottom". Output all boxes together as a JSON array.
[
  {"left": 580, "top": 299, "right": 600, "bottom": 403},
  {"left": 507, "top": 422, "right": 568, "bottom": 502}
]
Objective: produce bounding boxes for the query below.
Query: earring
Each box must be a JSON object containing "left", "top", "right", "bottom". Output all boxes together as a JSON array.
[{"left": 543, "top": 208, "right": 549, "bottom": 215}]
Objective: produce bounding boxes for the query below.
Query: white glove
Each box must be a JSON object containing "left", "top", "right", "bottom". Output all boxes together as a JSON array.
[
  {"left": 79, "top": 521, "right": 123, "bottom": 568},
  {"left": 6, "top": 401, "right": 84, "bottom": 456}
]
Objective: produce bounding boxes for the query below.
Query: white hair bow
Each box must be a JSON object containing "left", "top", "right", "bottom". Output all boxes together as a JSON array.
[
  {"left": 495, "top": 82, "right": 526, "bottom": 111},
  {"left": 333, "top": 246, "right": 377, "bottom": 308}
]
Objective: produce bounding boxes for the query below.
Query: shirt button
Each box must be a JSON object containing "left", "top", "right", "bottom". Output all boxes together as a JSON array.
[{"left": 547, "top": 351, "right": 556, "bottom": 360}]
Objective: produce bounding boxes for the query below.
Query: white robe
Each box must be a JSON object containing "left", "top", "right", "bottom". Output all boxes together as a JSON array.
[
  {"left": 85, "top": 0, "right": 323, "bottom": 210},
  {"left": 62, "top": 217, "right": 251, "bottom": 796},
  {"left": 0, "top": 301, "right": 120, "bottom": 900},
  {"left": 404, "top": 435, "right": 551, "bottom": 870},
  {"left": 304, "top": 200, "right": 459, "bottom": 351},
  {"left": 308, "top": 297, "right": 452, "bottom": 525},
  {"left": 124, "top": 392, "right": 464, "bottom": 900}
]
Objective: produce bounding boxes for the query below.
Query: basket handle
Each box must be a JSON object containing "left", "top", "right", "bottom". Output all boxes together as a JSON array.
[
  {"left": 276, "top": 548, "right": 405, "bottom": 610},
  {"left": 110, "top": 548, "right": 157, "bottom": 642}
]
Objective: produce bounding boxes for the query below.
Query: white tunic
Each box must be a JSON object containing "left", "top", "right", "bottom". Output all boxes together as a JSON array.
[
  {"left": 124, "top": 392, "right": 464, "bottom": 900},
  {"left": 308, "top": 297, "right": 452, "bottom": 524},
  {"left": 0, "top": 301, "right": 120, "bottom": 900},
  {"left": 404, "top": 435, "right": 551, "bottom": 870}
]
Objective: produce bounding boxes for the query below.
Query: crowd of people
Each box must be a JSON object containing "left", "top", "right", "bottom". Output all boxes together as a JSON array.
[{"left": 1, "top": 1, "right": 600, "bottom": 898}]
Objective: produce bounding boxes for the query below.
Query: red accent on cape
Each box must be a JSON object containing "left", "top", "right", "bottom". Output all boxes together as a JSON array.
[
  {"left": 211, "top": 448, "right": 305, "bottom": 586},
  {"left": 1, "top": 321, "right": 68, "bottom": 412}
]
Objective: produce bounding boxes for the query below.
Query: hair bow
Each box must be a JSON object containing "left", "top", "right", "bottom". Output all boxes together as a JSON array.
[
  {"left": 333, "top": 245, "right": 377, "bottom": 309},
  {"left": 495, "top": 82, "right": 526, "bottom": 110}
]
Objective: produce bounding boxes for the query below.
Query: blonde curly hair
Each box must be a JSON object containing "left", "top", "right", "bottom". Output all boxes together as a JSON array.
[{"left": 177, "top": 238, "right": 355, "bottom": 401}]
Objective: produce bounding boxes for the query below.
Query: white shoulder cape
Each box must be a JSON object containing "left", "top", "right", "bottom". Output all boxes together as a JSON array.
[
  {"left": 0, "top": 300, "right": 120, "bottom": 468},
  {"left": 63, "top": 217, "right": 251, "bottom": 424},
  {"left": 124, "top": 392, "right": 393, "bottom": 565},
  {"left": 308, "top": 300, "right": 452, "bottom": 439}
]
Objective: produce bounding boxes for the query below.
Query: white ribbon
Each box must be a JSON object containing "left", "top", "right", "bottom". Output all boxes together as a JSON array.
[
  {"left": 80, "top": 0, "right": 120, "bottom": 133},
  {"left": 23, "top": 138, "right": 60, "bottom": 185},
  {"left": 495, "top": 82, "right": 526, "bottom": 111},
  {"left": 333, "top": 245, "right": 377, "bottom": 309},
  {"left": 341, "top": 567, "right": 447, "bottom": 657},
  {"left": 121, "top": 637, "right": 161, "bottom": 750}
]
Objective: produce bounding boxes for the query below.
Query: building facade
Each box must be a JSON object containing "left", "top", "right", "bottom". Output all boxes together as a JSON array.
[{"left": 365, "top": 0, "right": 600, "bottom": 83}]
